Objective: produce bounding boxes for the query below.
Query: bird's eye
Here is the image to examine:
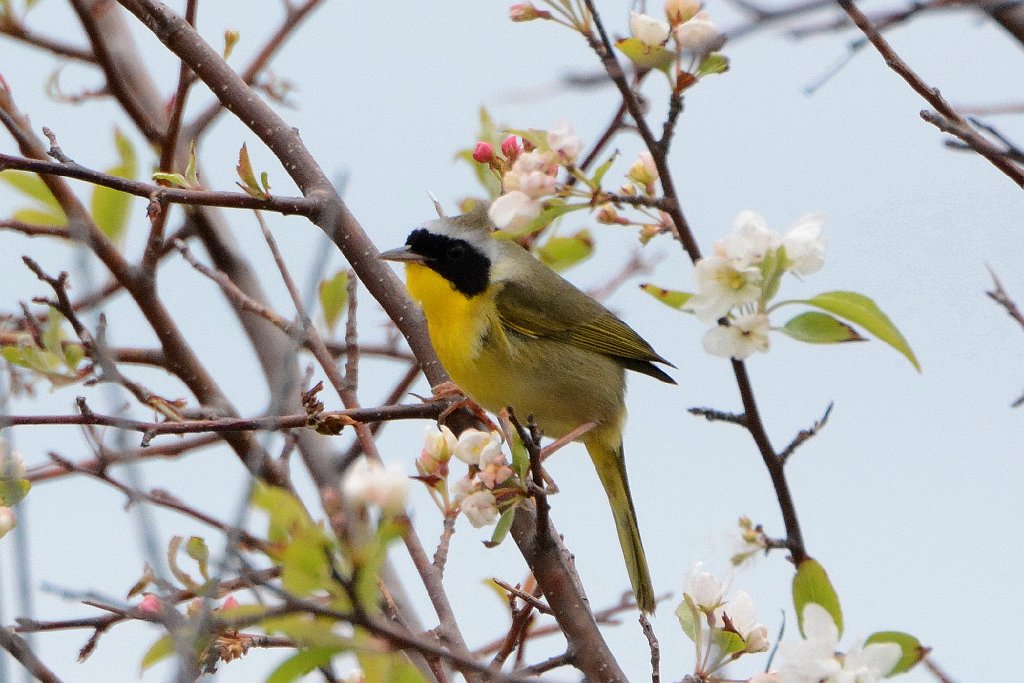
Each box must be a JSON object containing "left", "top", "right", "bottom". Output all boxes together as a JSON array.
[{"left": 448, "top": 244, "right": 466, "bottom": 261}]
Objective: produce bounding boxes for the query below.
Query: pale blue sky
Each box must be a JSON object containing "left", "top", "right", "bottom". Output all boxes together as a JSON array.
[{"left": 1, "top": 2, "right": 1022, "bottom": 681}]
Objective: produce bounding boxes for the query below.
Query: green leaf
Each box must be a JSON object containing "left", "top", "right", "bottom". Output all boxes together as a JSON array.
[
  {"left": 759, "top": 245, "right": 787, "bottom": 305},
  {"left": 509, "top": 429, "right": 529, "bottom": 480},
  {"left": 640, "top": 283, "right": 693, "bottom": 310},
  {"left": 140, "top": 634, "right": 175, "bottom": 672},
  {"left": 235, "top": 142, "right": 270, "bottom": 199},
  {"left": 251, "top": 482, "right": 313, "bottom": 544},
  {"left": 152, "top": 172, "right": 189, "bottom": 188},
  {"left": 357, "top": 650, "right": 428, "bottom": 683},
  {"left": 537, "top": 229, "right": 593, "bottom": 272},
  {"left": 803, "top": 291, "right": 920, "bottom": 371},
  {"left": 0, "top": 170, "right": 63, "bottom": 211},
  {"left": 0, "top": 479, "right": 30, "bottom": 506},
  {"left": 280, "top": 526, "right": 333, "bottom": 596},
  {"left": 697, "top": 52, "right": 730, "bottom": 77},
  {"left": 485, "top": 507, "right": 515, "bottom": 548},
  {"left": 675, "top": 593, "right": 700, "bottom": 643},
  {"left": 866, "top": 631, "right": 926, "bottom": 675},
  {"left": 42, "top": 309, "right": 66, "bottom": 363},
  {"left": 793, "top": 558, "right": 843, "bottom": 638},
  {"left": 267, "top": 646, "right": 347, "bottom": 683},
  {"left": 263, "top": 615, "right": 352, "bottom": 648},
  {"left": 185, "top": 536, "right": 210, "bottom": 580},
  {"left": 12, "top": 207, "right": 67, "bottom": 227},
  {"left": 1, "top": 171, "right": 68, "bottom": 226},
  {"left": 590, "top": 152, "right": 619, "bottom": 189},
  {"left": 714, "top": 628, "right": 747, "bottom": 655},
  {"left": 615, "top": 37, "right": 675, "bottom": 73},
  {"left": 318, "top": 270, "right": 350, "bottom": 332},
  {"left": 782, "top": 311, "right": 865, "bottom": 344},
  {"left": 91, "top": 129, "right": 137, "bottom": 242}
]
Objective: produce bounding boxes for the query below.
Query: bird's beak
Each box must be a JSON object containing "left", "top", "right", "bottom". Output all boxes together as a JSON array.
[{"left": 379, "top": 245, "right": 427, "bottom": 263}]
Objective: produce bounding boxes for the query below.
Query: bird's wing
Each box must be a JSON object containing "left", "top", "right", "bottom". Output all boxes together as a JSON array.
[{"left": 494, "top": 277, "right": 670, "bottom": 366}]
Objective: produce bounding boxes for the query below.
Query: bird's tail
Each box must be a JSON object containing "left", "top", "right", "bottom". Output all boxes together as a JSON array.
[{"left": 585, "top": 435, "right": 655, "bottom": 614}]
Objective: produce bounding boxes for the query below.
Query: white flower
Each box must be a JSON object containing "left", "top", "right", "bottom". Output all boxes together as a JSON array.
[
  {"left": 630, "top": 11, "right": 670, "bottom": 46},
  {"left": 460, "top": 489, "right": 498, "bottom": 527},
  {"left": 547, "top": 120, "right": 583, "bottom": 165},
  {"left": 778, "top": 603, "right": 900, "bottom": 682},
  {"left": 0, "top": 507, "right": 16, "bottom": 539},
  {"left": 489, "top": 191, "right": 543, "bottom": 231},
  {"left": 837, "top": 639, "right": 901, "bottom": 683},
  {"left": 717, "top": 210, "right": 781, "bottom": 268},
  {"left": 0, "top": 441, "right": 25, "bottom": 481},
  {"left": 341, "top": 459, "right": 409, "bottom": 514},
  {"left": 673, "top": 11, "right": 722, "bottom": 53},
  {"left": 778, "top": 604, "right": 843, "bottom": 683},
  {"left": 342, "top": 669, "right": 366, "bottom": 683},
  {"left": 702, "top": 312, "right": 771, "bottom": 360},
  {"left": 684, "top": 256, "right": 763, "bottom": 322},
  {"left": 749, "top": 674, "right": 781, "bottom": 683},
  {"left": 665, "top": 0, "right": 702, "bottom": 25},
  {"left": 717, "top": 591, "right": 769, "bottom": 653},
  {"left": 453, "top": 429, "right": 503, "bottom": 468},
  {"left": 683, "top": 561, "right": 730, "bottom": 610},
  {"left": 782, "top": 213, "right": 826, "bottom": 275}
]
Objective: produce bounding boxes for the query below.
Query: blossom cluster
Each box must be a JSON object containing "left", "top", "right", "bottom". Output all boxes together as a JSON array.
[
  {"left": 478, "top": 121, "right": 582, "bottom": 232},
  {"left": 677, "top": 563, "right": 769, "bottom": 677},
  {"left": 630, "top": 0, "right": 723, "bottom": 57},
  {"left": 341, "top": 458, "right": 410, "bottom": 515},
  {"left": 0, "top": 439, "right": 26, "bottom": 539},
  {"left": 418, "top": 425, "right": 519, "bottom": 528},
  {"left": 685, "top": 211, "right": 826, "bottom": 360}
]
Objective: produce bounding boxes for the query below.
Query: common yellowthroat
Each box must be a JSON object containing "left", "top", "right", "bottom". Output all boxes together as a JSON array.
[{"left": 381, "top": 204, "right": 674, "bottom": 613}]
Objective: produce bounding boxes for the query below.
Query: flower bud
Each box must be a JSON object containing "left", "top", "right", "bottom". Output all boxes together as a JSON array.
[
  {"left": 0, "top": 507, "right": 16, "bottom": 539},
  {"left": 627, "top": 151, "right": 659, "bottom": 187},
  {"left": 501, "top": 135, "right": 522, "bottom": 162},
  {"left": 220, "top": 595, "right": 241, "bottom": 611},
  {"left": 509, "top": 3, "right": 551, "bottom": 21},
  {"left": 137, "top": 594, "right": 163, "bottom": 615},
  {"left": 596, "top": 203, "right": 621, "bottom": 224},
  {"left": 665, "top": 0, "right": 701, "bottom": 25},
  {"left": 673, "top": 11, "right": 723, "bottom": 54},
  {"left": 630, "top": 11, "right": 670, "bottom": 47},
  {"left": 546, "top": 120, "right": 583, "bottom": 165},
  {"left": 472, "top": 141, "right": 495, "bottom": 164}
]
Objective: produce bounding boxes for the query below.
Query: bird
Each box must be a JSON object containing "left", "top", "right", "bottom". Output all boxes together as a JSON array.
[{"left": 380, "top": 203, "right": 675, "bottom": 613}]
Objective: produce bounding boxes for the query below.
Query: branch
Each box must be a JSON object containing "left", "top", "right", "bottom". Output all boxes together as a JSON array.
[
  {"left": 0, "top": 152, "right": 313, "bottom": 214},
  {"left": 837, "top": 0, "right": 1024, "bottom": 188},
  {"left": 0, "top": 627, "right": 63, "bottom": 683}
]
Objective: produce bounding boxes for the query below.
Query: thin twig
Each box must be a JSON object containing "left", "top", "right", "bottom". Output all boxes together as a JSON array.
[
  {"left": 779, "top": 402, "right": 834, "bottom": 464},
  {"left": 639, "top": 613, "right": 660, "bottom": 683},
  {"left": 837, "top": 0, "right": 1024, "bottom": 188}
]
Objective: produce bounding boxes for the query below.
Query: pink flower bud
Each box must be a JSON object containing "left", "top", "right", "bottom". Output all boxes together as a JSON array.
[
  {"left": 472, "top": 142, "right": 495, "bottom": 164},
  {"left": 501, "top": 135, "right": 522, "bottom": 161},
  {"left": 509, "top": 3, "right": 551, "bottom": 21},
  {"left": 221, "top": 595, "right": 241, "bottom": 611},
  {"left": 138, "top": 594, "right": 162, "bottom": 615}
]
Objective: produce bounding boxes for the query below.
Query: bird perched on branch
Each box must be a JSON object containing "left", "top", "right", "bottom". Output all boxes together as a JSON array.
[{"left": 381, "top": 203, "right": 675, "bottom": 613}]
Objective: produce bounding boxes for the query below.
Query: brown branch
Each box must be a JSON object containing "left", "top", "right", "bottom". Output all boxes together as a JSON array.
[
  {"left": 732, "top": 359, "right": 806, "bottom": 563},
  {"left": 639, "top": 613, "right": 660, "bottom": 683},
  {"left": 837, "top": 0, "right": 1024, "bottom": 188},
  {"left": 0, "top": 19, "right": 96, "bottom": 63},
  {"left": 0, "top": 152, "right": 313, "bottom": 214},
  {"left": 27, "top": 434, "right": 219, "bottom": 482},
  {"left": 0, "top": 400, "right": 451, "bottom": 439},
  {"left": 0, "top": 627, "right": 63, "bottom": 683}
]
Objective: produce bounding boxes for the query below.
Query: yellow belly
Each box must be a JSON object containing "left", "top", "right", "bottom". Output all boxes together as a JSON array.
[{"left": 405, "top": 263, "right": 626, "bottom": 442}]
